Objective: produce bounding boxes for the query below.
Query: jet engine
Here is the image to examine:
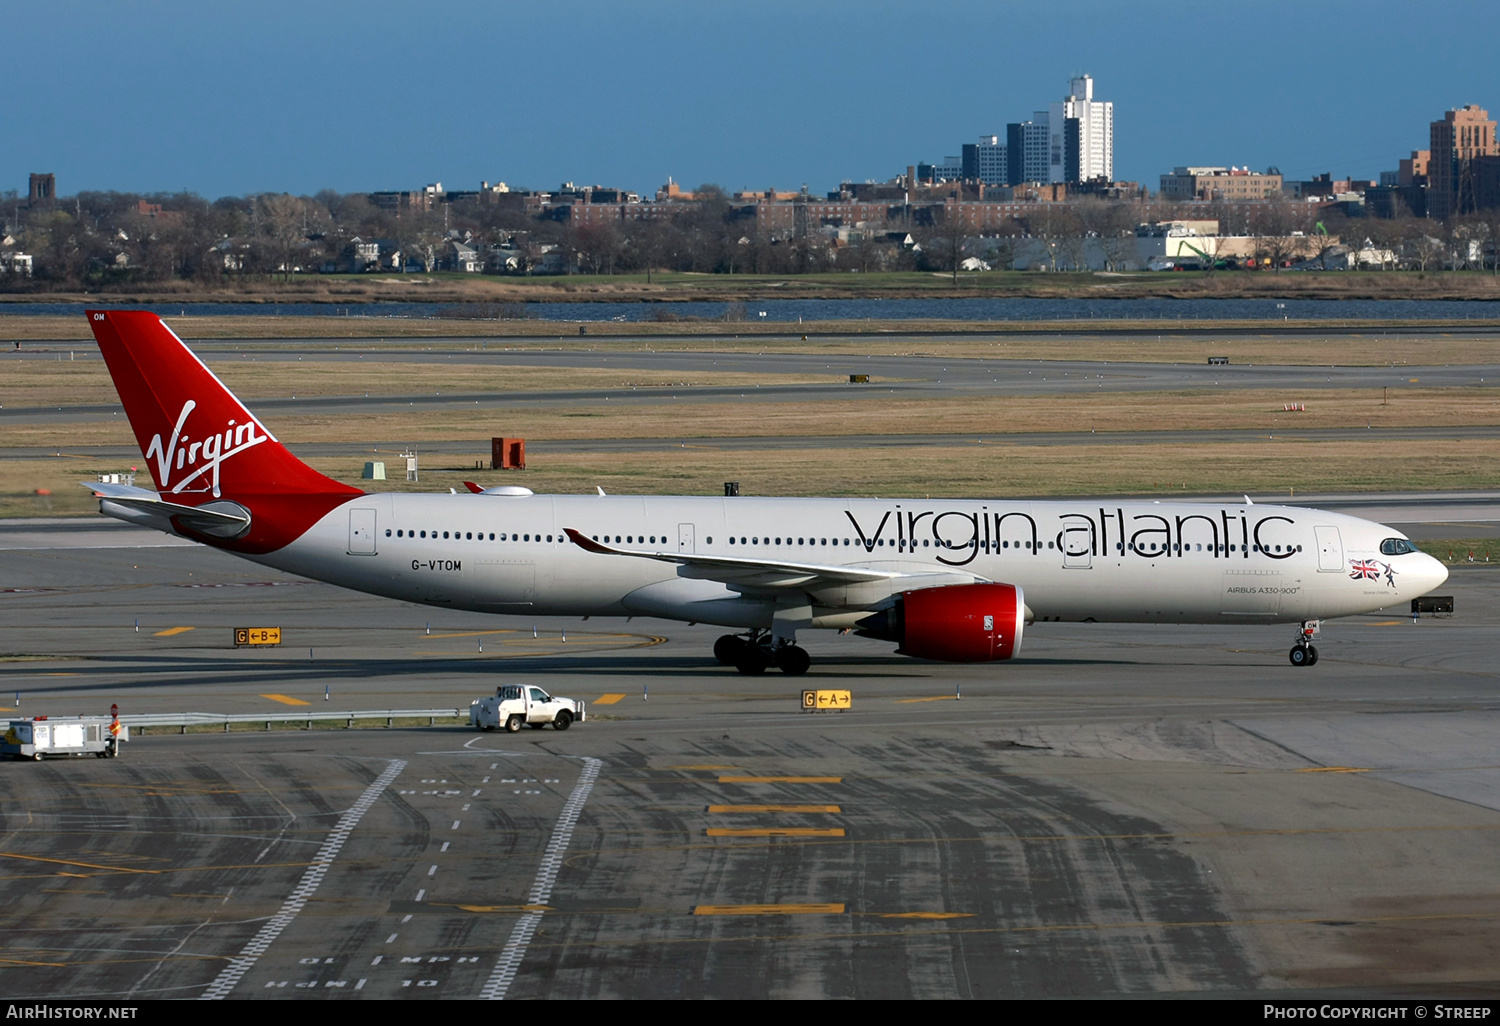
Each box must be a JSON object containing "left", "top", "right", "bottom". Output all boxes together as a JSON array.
[{"left": 855, "top": 583, "right": 1026, "bottom": 662}]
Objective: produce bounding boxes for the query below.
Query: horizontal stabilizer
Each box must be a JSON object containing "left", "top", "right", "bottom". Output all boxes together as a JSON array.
[{"left": 83, "top": 481, "right": 251, "bottom": 538}]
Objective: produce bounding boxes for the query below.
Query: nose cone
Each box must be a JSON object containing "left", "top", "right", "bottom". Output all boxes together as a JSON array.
[{"left": 1415, "top": 553, "right": 1449, "bottom": 594}]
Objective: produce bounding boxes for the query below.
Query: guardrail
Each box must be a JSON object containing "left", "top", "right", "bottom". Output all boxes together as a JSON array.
[{"left": 119, "top": 708, "right": 467, "bottom": 733}]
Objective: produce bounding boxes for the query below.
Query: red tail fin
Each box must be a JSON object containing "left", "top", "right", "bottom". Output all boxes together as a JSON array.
[
  {"left": 87, "top": 311, "right": 361, "bottom": 552},
  {"left": 88, "top": 310, "right": 357, "bottom": 501}
]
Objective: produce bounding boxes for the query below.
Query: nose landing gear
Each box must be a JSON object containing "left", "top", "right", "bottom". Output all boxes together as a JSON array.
[{"left": 1289, "top": 620, "right": 1321, "bottom": 667}]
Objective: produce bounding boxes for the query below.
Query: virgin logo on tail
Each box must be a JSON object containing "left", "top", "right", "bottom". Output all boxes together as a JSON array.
[{"left": 145, "top": 399, "right": 268, "bottom": 498}]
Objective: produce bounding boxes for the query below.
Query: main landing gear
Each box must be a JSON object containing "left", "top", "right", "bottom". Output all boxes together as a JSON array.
[
  {"left": 714, "top": 632, "right": 810, "bottom": 676},
  {"left": 1289, "top": 620, "right": 1321, "bottom": 667}
]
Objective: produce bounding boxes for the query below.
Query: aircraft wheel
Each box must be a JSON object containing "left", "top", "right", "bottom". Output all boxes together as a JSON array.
[
  {"left": 505, "top": 714, "right": 524, "bottom": 733},
  {"left": 1306, "top": 645, "right": 1319, "bottom": 666},
  {"left": 553, "top": 711, "right": 573, "bottom": 731},
  {"left": 31, "top": 752, "right": 42, "bottom": 761},
  {"left": 1289, "top": 645, "right": 1309, "bottom": 667},
  {"left": 714, "top": 635, "right": 746, "bottom": 665},
  {"left": 776, "top": 645, "right": 811, "bottom": 676}
]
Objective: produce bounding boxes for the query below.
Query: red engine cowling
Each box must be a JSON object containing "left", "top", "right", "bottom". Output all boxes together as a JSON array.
[{"left": 856, "top": 583, "right": 1026, "bottom": 662}]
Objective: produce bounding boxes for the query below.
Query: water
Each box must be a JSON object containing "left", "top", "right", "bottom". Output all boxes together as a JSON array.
[{"left": 5, "top": 297, "right": 1500, "bottom": 323}]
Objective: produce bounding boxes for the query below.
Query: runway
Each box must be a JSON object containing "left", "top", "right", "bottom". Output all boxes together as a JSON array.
[{"left": 1, "top": 519, "right": 1497, "bottom": 998}]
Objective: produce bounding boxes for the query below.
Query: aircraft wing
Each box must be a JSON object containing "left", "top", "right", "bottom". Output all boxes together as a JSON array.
[{"left": 563, "top": 528, "right": 914, "bottom": 589}]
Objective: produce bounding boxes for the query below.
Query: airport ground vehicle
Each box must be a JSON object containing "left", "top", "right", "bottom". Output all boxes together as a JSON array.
[
  {"left": 3, "top": 718, "right": 125, "bottom": 760},
  {"left": 81, "top": 311, "right": 1449, "bottom": 674},
  {"left": 470, "top": 685, "right": 585, "bottom": 732}
]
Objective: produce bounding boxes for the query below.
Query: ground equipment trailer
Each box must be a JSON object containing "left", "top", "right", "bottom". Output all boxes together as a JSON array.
[
  {"left": 470, "top": 685, "right": 585, "bottom": 732},
  {"left": 3, "top": 718, "right": 126, "bottom": 760}
]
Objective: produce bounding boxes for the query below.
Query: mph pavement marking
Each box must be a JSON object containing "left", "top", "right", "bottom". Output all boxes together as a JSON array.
[{"left": 198, "top": 759, "right": 406, "bottom": 1000}]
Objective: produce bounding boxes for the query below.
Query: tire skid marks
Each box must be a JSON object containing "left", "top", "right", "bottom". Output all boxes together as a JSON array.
[
  {"left": 198, "top": 759, "right": 407, "bottom": 1000},
  {"left": 479, "top": 757, "right": 601, "bottom": 1001}
]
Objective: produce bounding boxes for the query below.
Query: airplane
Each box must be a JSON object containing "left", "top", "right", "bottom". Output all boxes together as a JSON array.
[{"left": 82, "top": 310, "right": 1449, "bottom": 675}]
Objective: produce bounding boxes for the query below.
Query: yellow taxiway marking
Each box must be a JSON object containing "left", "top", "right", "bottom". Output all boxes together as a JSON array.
[
  {"left": 1365, "top": 621, "right": 1406, "bottom": 626},
  {"left": 455, "top": 904, "right": 554, "bottom": 913},
  {"left": 879, "top": 912, "right": 974, "bottom": 920},
  {"left": 1297, "top": 766, "right": 1371, "bottom": 774},
  {"left": 0, "top": 957, "right": 68, "bottom": 968},
  {"left": 425, "top": 629, "right": 513, "bottom": 639},
  {"left": 718, "top": 776, "right": 841, "bottom": 784},
  {"left": 260, "top": 693, "right": 311, "bottom": 707},
  {"left": 706, "top": 828, "right": 845, "bottom": 838},
  {"left": 894, "top": 695, "right": 958, "bottom": 704},
  {"left": 594, "top": 694, "right": 627, "bottom": 705},
  {"left": 694, "top": 903, "right": 845, "bottom": 916},
  {"left": 673, "top": 764, "right": 739, "bottom": 770},
  {"left": 153, "top": 626, "right": 194, "bottom": 637},
  {"left": 708, "top": 805, "right": 841, "bottom": 814}
]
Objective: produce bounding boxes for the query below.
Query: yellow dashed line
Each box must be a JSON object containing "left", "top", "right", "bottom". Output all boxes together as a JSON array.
[
  {"left": 718, "top": 776, "right": 841, "bottom": 784},
  {"left": 879, "top": 912, "right": 973, "bottom": 920},
  {"left": 260, "top": 693, "right": 311, "bottom": 707},
  {"left": 694, "top": 903, "right": 845, "bottom": 916},
  {"left": 706, "top": 828, "right": 845, "bottom": 838},
  {"left": 153, "top": 626, "right": 194, "bottom": 637},
  {"left": 594, "top": 694, "right": 627, "bottom": 705},
  {"left": 708, "top": 805, "right": 841, "bottom": 814}
]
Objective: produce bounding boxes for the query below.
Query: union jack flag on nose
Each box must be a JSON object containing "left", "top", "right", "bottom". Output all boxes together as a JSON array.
[{"left": 1349, "top": 559, "right": 1381, "bottom": 580}]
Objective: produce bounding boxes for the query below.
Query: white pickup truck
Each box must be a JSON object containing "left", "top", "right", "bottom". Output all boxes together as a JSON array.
[{"left": 470, "top": 685, "right": 585, "bottom": 732}]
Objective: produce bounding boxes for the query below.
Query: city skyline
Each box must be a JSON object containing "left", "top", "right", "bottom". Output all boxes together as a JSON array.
[{"left": 6, "top": 0, "right": 1500, "bottom": 200}]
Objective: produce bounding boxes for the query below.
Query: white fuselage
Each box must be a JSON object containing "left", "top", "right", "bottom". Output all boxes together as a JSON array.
[{"left": 223, "top": 493, "right": 1447, "bottom": 631}]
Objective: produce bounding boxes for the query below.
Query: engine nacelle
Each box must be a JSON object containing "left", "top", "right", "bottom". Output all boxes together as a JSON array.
[{"left": 855, "top": 583, "right": 1026, "bottom": 662}]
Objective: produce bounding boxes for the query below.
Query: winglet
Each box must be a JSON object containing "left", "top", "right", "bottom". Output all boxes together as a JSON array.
[
  {"left": 1244, "top": 494, "right": 1254, "bottom": 505},
  {"left": 563, "top": 528, "right": 616, "bottom": 554},
  {"left": 462, "top": 481, "right": 484, "bottom": 494}
]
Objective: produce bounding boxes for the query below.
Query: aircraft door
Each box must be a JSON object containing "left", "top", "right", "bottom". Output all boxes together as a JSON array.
[
  {"left": 1062, "top": 524, "right": 1092, "bottom": 569},
  {"left": 1314, "top": 525, "right": 1343, "bottom": 572},
  {"left": 678, "top": 523, "right": 695, "bottom": 554},
  {"left": 348, "top": 508, "right": 377, "bottom": 555}
]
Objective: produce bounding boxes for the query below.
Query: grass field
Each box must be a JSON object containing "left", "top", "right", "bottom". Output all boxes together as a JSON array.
[
  {"left": 6, "top": 327, "right": 1500, "bottom": 528},
  {"left": 6, "top": 268, "right": 1500, "bottom": 305}
]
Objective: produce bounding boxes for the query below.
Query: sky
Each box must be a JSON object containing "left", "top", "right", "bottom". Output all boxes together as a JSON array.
[{"left": 7, "top": 0, "right": 1500, "bottom": 201}]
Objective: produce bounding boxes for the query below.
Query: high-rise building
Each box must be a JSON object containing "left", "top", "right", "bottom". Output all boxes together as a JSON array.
[
  {"left": 1006, "top": 113, "right": 1051, "bottom": 185},
  {"left": 962, "top": 135, "right": 1009, "bottom": 185},
  {"left": 1428, "top": 105, "right": 1498, "bottom": 219},
  {"left": 1048, "top": 75, "right": 1112, "bottom": 184}
]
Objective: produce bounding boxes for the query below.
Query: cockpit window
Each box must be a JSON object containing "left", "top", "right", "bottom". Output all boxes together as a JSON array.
[{"left": 1380, "top": 538, "right": 1419, "bottom": 556}]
